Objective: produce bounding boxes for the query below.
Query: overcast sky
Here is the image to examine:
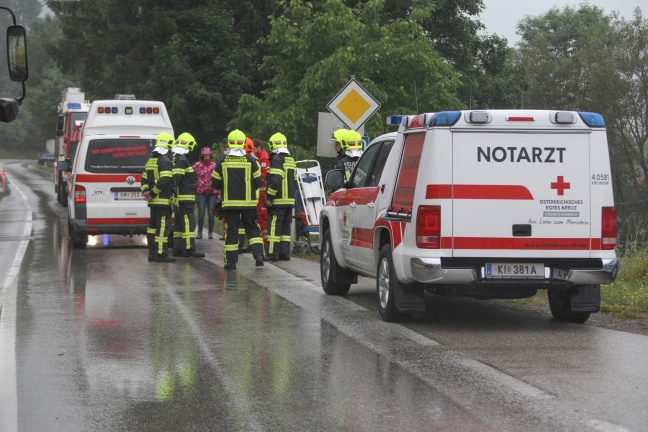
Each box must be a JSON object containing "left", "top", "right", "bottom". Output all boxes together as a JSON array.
[{"left": 479, "top": 0, "right": 643, "bottom": 45}]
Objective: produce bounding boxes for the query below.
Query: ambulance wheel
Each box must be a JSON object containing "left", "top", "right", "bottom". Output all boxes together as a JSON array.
[
  {"left": 60, "top": 184, "right": 68, "bottom": 208},
  {"left": 377, "top": 244, "right": 411, "bottom": 322},
  {"left": 320, "top": 229, "right": 351, "bottom": 295},
  {"left": 68, "top": 219, "right": 86, "bottom": 249},
  {"left": 548, "top": 289, "right": 590, "bottom": 324}
]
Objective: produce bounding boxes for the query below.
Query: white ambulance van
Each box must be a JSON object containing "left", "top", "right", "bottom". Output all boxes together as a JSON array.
[
  {"left": 321, "top": 110, "right": 618, "bottom": 324},
  {"left": 58, "top": 99, "right": 173, "bottom": 247}
]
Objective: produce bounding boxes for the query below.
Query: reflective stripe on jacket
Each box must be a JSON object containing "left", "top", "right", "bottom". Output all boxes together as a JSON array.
[
  {"left": 141, "top": 153, "right": 174, "bottom": 207},
  {"left": 211, "top": 153, "right": 262, "bottom": 209},
  {"left": 266, "top": 153, "right": 296, "bottom": 207}
]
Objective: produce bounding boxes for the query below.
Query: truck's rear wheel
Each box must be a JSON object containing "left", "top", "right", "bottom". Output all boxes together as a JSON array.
[
  {"left": 548, "top": 289, "right": 591, "bottom": 324},
  {"left": 320, "top": 229, "right": 351, "bottom": 295},
  {"left": 377, "top": 244, "right": 411, "bottom": 322}
]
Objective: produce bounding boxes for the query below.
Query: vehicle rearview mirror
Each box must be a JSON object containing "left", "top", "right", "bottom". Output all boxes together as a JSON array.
[
  {"left": 6, "top": 25, "right": 28, "bottom": 82},
  {"left": 325, "top": 169, "right": 345, "bottom": 189},
  {"left": 57, "top": 161, "right": 70, "bottom": 172}
]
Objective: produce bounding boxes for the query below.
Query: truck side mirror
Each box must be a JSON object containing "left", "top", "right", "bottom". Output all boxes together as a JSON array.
[
  {"left": 57, "top": 160, "right": 70, "bottom": 172},
  {"left": 56, "top": 114, "right": 65, "bottom": 136},
  {"left": 7, "top": 25, "right": 27, "bottom": 82}
]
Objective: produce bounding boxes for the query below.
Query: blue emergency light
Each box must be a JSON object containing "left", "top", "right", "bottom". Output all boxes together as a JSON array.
[
  {"left": 386, "top": 115, "right": 404, "bottom": 126},
  {"left": 429, "top": 111, "right": 461, "bottom": 127},
  {"left": 579, "top": 112, "right": 605, "bottom": 128},
  {"left": 67, "top": 102, "right": 81, "bottom": 110}
]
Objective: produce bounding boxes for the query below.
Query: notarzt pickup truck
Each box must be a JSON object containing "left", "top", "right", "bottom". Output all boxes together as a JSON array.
[{"left": 320, "top": 110, "right": 619, "bottom": 324}]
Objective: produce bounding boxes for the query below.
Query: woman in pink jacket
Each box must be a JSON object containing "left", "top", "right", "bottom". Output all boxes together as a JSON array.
[{"left": 193, "top": 147, "right": 217, "bottom": 239}]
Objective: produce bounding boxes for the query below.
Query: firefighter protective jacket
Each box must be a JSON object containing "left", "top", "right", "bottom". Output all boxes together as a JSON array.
[
  {"left": 172, "top": 153, "right": 197, "bottom": 203},
  {"left": 141, "top": 152, "right": 175, "bottom": 207},
  {"left": 266, "top": 153, "right": 297, "bottom": 208},
  {"left": 211, "top": 153, "right": 262, "bottom": 209}
]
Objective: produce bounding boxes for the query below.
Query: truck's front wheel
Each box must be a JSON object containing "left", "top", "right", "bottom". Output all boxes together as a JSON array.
[
  {"left": 548, "top": 288, "right": 591, "bottom": 324},
  {"left": 377, "top": 244, "right": 411, "bottom": 322},
  {"left": 320, "top": 229, "right": 351, "bottom": 295}
]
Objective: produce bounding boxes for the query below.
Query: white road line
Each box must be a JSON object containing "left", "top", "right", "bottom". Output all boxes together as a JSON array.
[
  {"left": 0, "top": 177, "right": 32, "bottom": 432},
  {"left": 588, "top": 419, "right": 633, "bottom": 432},
  {"left": 392, "top": 324, "right": 441, "bottom": 346},
  {"left": 458, "top": 357, "right": 554, "bottom": 400}
]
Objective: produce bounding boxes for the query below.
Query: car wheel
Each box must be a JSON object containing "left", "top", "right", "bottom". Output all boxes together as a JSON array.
[
  {"left": 548, "top": 289, "right": 590, "bottom": 324},
  {"left": 377, "top": 244, "right": 411, "bottom": 322},
  {"left": 320, "top": 229, "right": 351, "bottom": 295}
]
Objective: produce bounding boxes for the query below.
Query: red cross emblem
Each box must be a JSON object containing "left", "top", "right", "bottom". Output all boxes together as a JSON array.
[{"left": 551, "top": 176, "right": 570, "bottom": 195}]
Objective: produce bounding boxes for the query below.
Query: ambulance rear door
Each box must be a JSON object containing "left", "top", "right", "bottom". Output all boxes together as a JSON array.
[
  {"left": 451, "top": 127, "right": 592, "bottom": 259},
  {"left": 81, "top": 137, "right": 154, "bottom": 227}
]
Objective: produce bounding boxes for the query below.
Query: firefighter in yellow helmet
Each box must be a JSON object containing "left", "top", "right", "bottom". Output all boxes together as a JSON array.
[
  {"left": 171, "top": 132, "right": 205, "bottom": 258},
  {"left": 211, "top": 129, "right": 265, "bottom": 270},
  {"left": 264, "top": 132, "right": 297, "bottom": 262},
  {"left": 140, "top": 132, "right": 176, "bottom": 262},
  {"left": 334, "top": 129, "right": 363, "bottom": 180}
]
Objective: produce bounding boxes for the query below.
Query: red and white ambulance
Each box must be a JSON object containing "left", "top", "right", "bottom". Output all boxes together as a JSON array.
[
  {"left": 58, "top": 98, "right": 173, "bottom": 247},
  {"left": 320, "top": 110, "right": 618, "bottom": 324}
]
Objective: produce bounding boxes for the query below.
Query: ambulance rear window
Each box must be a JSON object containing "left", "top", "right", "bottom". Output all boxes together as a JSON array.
[{"left": 85, "top": 138, "right": 155, "bottom": 173}]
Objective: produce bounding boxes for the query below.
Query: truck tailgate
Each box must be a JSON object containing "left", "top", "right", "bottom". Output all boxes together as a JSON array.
[{"left": 451, "top": 131, "right": 591, "bottom": 258}]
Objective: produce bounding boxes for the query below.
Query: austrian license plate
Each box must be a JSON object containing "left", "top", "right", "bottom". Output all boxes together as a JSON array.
[
  {"left": 485, "top": 263, "right": 544, "bottom": 278},
  {"left": 115, "top": 191, "right": 143, "bottom": 200}
]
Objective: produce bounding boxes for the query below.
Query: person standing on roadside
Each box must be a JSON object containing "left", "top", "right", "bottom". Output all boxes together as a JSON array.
[
  {"left": 264, "top": 132, "right": 297, "bottom": 262},
  {"left": 211, "top": 130, "right": 265, "bottom": 270},
  {"left": 193, "top": 147, "right": 217, "bottom": 239},
  {"left": 171, "top": 132, "right": 205, "bottom": 258},
  {"left": 141, "top": 132, "right": 176, "bottom": 263},
  {"left": 253, "top": 138, "right": 270, "bottom": 247}
]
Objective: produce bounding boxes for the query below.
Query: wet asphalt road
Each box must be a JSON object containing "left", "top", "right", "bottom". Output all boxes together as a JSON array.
[{"left": 1, "top": 159, "right": 648, "bottom": 432}]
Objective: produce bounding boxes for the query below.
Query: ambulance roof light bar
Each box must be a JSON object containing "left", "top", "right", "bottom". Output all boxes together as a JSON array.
[
  {"left": 554, "top": 112, "right": 575, "bottom": 124},
  {"left": 429, "top": 111, "right": 461, "bottom": 127},
  {"left": 579, "top": 112, "right": 605, "bottom": 128}
]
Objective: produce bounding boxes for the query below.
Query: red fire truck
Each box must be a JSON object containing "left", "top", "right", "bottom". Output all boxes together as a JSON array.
[{"left": 55, "top": 88, "right": 91, "bottom": 205}]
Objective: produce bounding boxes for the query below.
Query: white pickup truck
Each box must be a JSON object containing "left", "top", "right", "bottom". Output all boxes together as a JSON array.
[{"left": 320, "top": 110, "right": 619, "bottom": 324}]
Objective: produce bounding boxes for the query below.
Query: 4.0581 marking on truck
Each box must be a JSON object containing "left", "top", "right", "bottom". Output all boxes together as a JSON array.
[{"left": 477, "top": 146, "right": 566, "bottom": 163}]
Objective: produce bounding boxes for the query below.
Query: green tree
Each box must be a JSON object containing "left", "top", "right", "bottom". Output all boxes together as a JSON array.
[
  {"left": 610, "top": 9, "right": 648, "bottom": 206},
  {"left": 230, "top": 0, "right": 461, "bottom": 150},
  {"left": 142, "top": 3, "right": 255, "bottom": 146}
]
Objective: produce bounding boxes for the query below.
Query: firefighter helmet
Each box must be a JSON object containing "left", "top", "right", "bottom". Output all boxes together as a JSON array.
[
  {"left": 154, "top": 132, "right": 174, "bottom": 154},
  {"left": 245, "top": 137, "right": 254, "bottom": 154},
  {"left": 227, "top": 129, "right": 246, "bottom": 149},
  {"left": 346, "top": 130, "right": 363, "bottom": 157},
  {"left": 268, "top": 132, "right": 288, "bottom": 152},
  {"left": 330, "top": 128, "right": 349, "bottom": 150},
  {"left": 175, "top": 132, "right": 196, "bottom": 152}
]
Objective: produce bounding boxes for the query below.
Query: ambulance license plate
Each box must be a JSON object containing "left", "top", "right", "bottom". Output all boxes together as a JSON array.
[
  {"left": 115, "top": 191, "right": 143, "bottom": 200},
  {"left": 485, "top": 263, "right": 544, "bottom": 278}
]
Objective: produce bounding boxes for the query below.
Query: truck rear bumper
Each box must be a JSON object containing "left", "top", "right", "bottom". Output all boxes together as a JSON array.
[{"left": 411, "top": 257, "right": 619, "bottom": 286}]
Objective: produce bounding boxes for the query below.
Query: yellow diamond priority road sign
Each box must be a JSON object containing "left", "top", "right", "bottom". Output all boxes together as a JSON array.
[{"left": 327, "top": 78, "right": 380, "bottom": 130}]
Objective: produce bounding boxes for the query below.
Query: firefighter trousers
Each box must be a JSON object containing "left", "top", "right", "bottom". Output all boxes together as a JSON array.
[
  {"left": 223, "top": 209, "right": 264, "bottom": 265},
  {"left": 148, "top": 206, "right": 173, "bottom": 257},
  {"left": 267, "top": 206, "right": 293, "bottom": 258},
  {"left": 173, "top": 202, "right": 197, "bottom": 252}
]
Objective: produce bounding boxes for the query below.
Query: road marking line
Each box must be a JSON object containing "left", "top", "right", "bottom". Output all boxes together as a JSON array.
[
  {"left": 0, "top": 178, "right": 32, "bottom": 432},
  {"left": 458, "top": 357, "right": 554, "bottom": 400},
  {"left": 588, "top": 419, "right": 632, "bottom": 432},
  {"left": 392, "top": 324, "right": 441, "bottom": 346}
]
